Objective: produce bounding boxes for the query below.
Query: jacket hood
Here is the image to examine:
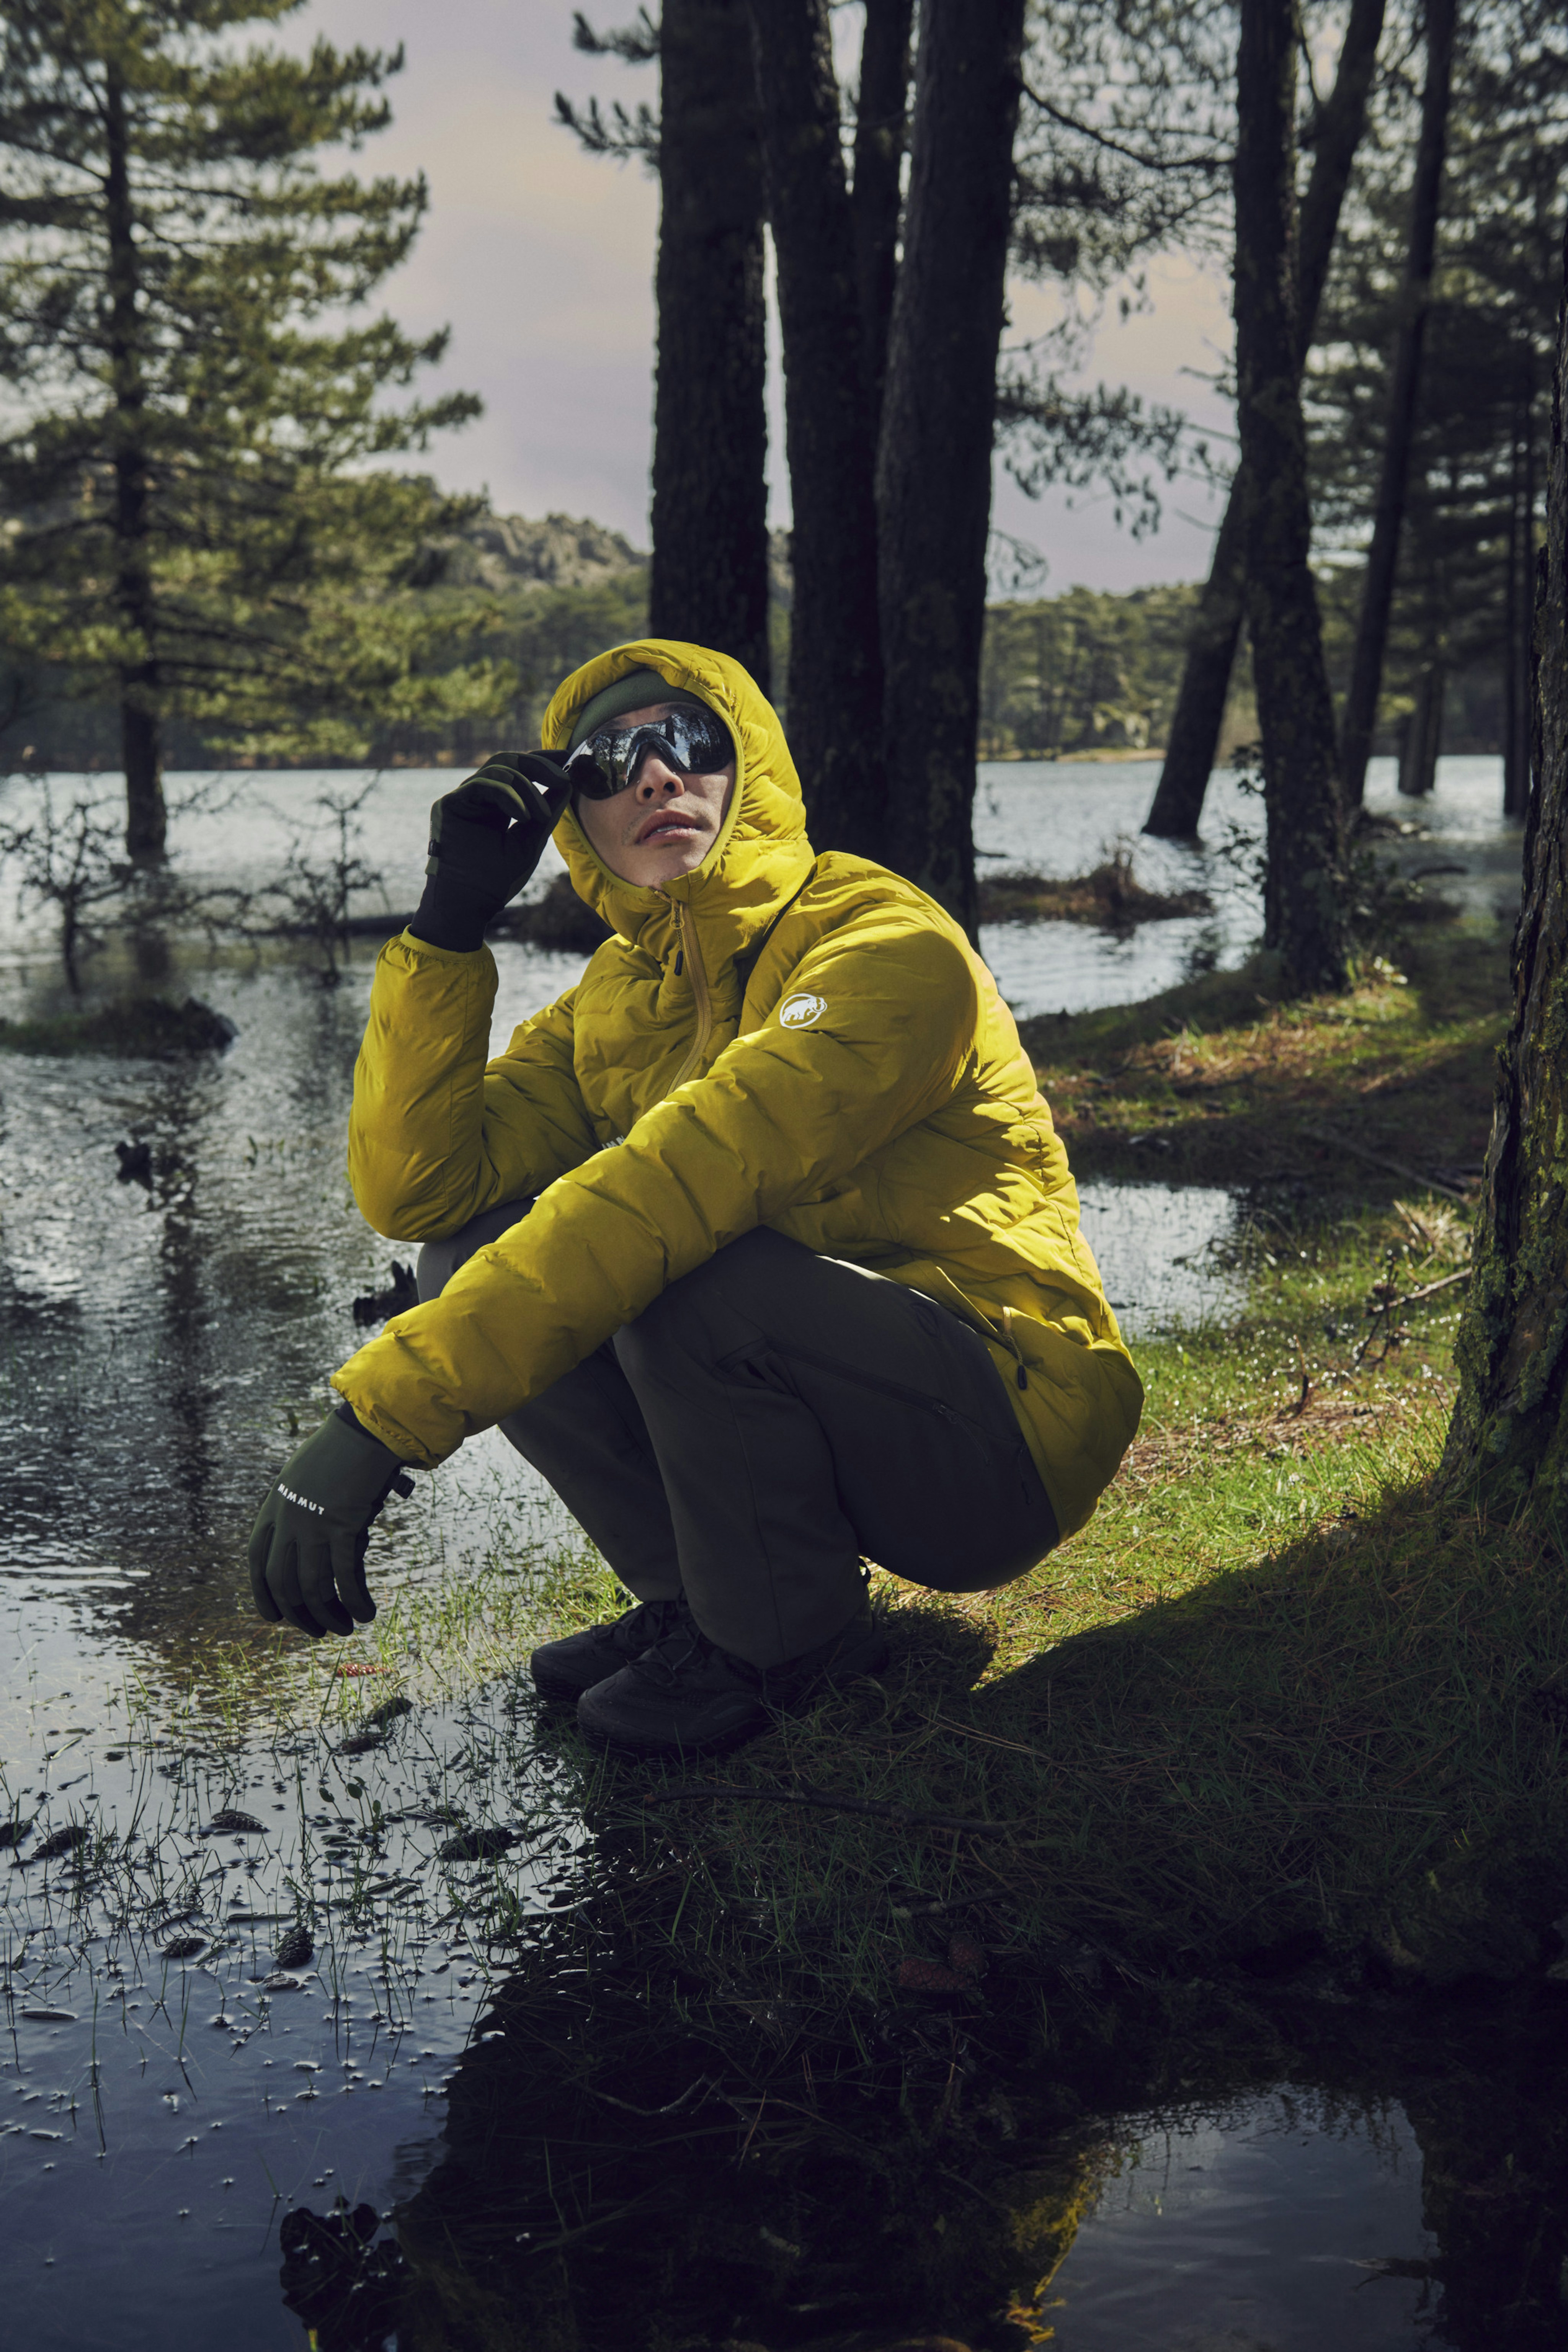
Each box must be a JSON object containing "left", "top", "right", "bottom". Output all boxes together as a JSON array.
[{"left": 541, "top": 639, "right": 815, "bottom": 966}]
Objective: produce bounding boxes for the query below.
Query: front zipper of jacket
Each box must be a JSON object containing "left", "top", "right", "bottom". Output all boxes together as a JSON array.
[{"left": 664, "top": 901, "right": 713, "bottom": 1094}]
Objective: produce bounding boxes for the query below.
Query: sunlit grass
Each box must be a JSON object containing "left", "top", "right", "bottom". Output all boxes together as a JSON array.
[{"left": 1025, "top": 918, "right": 1511, "bottom": 1185}]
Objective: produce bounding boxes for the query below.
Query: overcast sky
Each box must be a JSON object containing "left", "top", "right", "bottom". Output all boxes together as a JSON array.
[{"left": 301, "top": 0, "right": 1233, "bottom": 595}]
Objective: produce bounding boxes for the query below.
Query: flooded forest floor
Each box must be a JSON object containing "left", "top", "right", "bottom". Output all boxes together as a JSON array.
[{"left": 7, "top": 897, "right": 1568, "bottom": 2351}]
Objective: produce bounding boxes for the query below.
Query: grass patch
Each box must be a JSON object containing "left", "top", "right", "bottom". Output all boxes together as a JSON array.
[
  {"left": 980, "top": 851, "right": 1212, "bottom": 929},
  {"left": 0, "top": 993, "right": 237, "bottom": 1057},
  {"left": 1021, "top": 918, "right": 1510, "bottom": 1187}
]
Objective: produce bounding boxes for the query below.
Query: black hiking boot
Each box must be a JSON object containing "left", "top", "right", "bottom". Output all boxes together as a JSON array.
[
  {"left": 529, "top": 1594, "right": 686, "bottom": 1702},
  {"left": 575, "top": 1594, "right": 889, "bottom": 1755}
]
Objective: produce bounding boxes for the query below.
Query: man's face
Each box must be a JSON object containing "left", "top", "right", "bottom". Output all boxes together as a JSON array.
[{"left": 574, "top": 703, "right": 735, "bottom": 888}]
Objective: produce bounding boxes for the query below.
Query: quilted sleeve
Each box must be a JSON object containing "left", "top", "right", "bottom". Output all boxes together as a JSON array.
[{"left": 347, "top": 933, "right": 597, "bottom": 1242}]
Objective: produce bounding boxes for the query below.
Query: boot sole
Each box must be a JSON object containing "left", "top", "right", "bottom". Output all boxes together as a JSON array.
[{"left": 578, "top": 1710, "right": 771, "bottom": 1758}]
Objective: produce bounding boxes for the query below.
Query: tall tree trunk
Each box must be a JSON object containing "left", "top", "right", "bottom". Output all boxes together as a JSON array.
[
  {"left": 1503, "top": 362, "right": 1536, "bottom": 820},
  {"left": 877, "top": 0, "right": 1026, "bottom": 935},
  {"left": 1339, "top": 0, "right": 1457, "bottom": 808},
  {"left": 650, "top": 0, "right": 771, "bottom": 691},
  {"left": 1142, "top": 496, "right": 1249, "bottom": 837},
  {"left": 1442, "top": 227, "right": 1568, "bottom": 1510},
  {"left": 1143, "top": 0, "right": 1387, "bottom": 840},
  {"left": 851, "top": 0, "right": 913, "bottom": 441},
  {"left": 1233, "top": 0, "right": 1348, "bottom": 993},
  {"left": 748, "top": 0, "right": 884, "bottom": 855},
  {"left": 105, "top": 65, "right": 165, "bottom": 866},
  {"left": 1398, "top": 657, "right": 1445, "bottom": 795}
]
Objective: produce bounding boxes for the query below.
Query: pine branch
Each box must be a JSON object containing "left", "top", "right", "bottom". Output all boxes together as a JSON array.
[
  {"left": 552, "top": 90, "right": 659, "bottom": 162},
  {"left": 571, "top": 8, "right": 660, "bottom": 62}
]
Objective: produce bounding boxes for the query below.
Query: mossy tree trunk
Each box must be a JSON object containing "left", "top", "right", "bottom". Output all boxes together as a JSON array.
[
  {"left": 1233, "top": 0, "right": 1348, "bottom": 994},
  {"left": 749, "top": 0, "right": 884, "bottom": 855},
  {"left": 650, "top": 0, "right": 771, "bottom": 692},
  {"left": 1443, "top": 231, "right": 1568, "bottom": 1511}
]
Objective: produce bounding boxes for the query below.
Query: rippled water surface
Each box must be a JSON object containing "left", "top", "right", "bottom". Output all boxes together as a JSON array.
[
  {"left": 1045, "top": 2094, "right": 1435, "bottom": 2349},
  {"left": 0, "top": 752, "right": 1531, "bottom": 2349}
]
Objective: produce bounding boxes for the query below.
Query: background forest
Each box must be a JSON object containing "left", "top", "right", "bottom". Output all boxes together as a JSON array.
[{"left": 0, "top": 0, "right": 1565, "bottom": 976}]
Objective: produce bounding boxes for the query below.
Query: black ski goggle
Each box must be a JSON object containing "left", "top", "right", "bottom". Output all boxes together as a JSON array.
[{"left": 564, "top": 706, "right": 735, "bottom": 800}]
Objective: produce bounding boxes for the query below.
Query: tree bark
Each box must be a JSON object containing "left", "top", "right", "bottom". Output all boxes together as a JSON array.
[
  {"left": 748, "top": 0, "right": 885, "bottom": 856},
  {"left": 1503, "top": 365, "right": 1536, "bottom": 821},
  {"left": 877, "top": 0, "right": 1026, "bottom": 935},
  {"left": 1233, "top": 0, "right": 1348, "bottom": 993},
  {"left": 1442, "top": 226, "right": 1568, "bottom": 1511},
  {"left": 1143, "top": 0, "right": 1386, "bottom": 840},
  {"left": 650, "top": 0, "right": 771, "bottom": 691},
  {"left": 851, "top": 0, "right": 913, "bottom": 441},
  {"left": 105, "top": 64, "right": 165, "bottom": 866},
  {"left": 1141, "top": 494, "right": 1248, "bottom": 837},
  {"left": 1339, "top": 0, "right": 1457, "bottom": 808},
  {"left": 1397, "top": 658, "right": 1444, "bottom": 795}
]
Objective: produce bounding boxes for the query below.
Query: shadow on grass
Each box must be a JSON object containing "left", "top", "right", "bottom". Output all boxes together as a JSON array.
[
  {"left": 537, "top": 1476, "right": 1568, "bottom": 2012},
  {"left": 966, "top": 1484, "right": 1568, "bottom": 1984}
]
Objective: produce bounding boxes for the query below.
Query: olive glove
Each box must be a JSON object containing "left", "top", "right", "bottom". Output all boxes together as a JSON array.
[
  {"left": 248, "top": 1405, "right": 415, "bottom": 1638},
  {"left": 410, "top": 751, "right": 571, "bottom": 952}
]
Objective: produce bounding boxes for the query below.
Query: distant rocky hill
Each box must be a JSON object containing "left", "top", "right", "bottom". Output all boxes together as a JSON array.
[
  {"left": 435, "top": 510, "right": 647, "bottom": 594},
  {"left": 428, "top": 508, "right": 795, "bottom": 608}
]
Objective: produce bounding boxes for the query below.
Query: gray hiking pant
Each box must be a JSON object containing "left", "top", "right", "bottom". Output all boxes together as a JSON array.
[{"left": 417, "top": 1204, "right": 1059, "bottom": 1669}]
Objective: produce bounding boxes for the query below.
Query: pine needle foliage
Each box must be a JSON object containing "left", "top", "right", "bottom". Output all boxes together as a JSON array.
[{"left": 0, "top": 0, "right": 502, "bottom": 860}]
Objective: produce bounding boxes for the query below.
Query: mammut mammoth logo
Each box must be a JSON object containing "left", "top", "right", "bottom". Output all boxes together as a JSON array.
[{"left": 779, "top": 993, "right": 826, "bottom": 1029}]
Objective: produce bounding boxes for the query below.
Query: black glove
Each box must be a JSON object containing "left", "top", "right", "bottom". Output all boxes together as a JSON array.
[
  {"left": 247, "top": 1405, "right": 415, "bottom": 1638},
  {"left": 410, "top": 752, "right": 571, "bottom": 952}
]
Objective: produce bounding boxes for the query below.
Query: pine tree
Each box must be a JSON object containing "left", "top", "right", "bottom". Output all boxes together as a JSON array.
[
  {"left": 1307, "top": 0, "right": 1568, "bottom": 809},
  {"left": 0, "top": 0, "right": 490, "bottom": 862},
  {"left": 1233, "top": 0, "right": 1348, "bottom": 993},
  {"left": 1140, "top": 0, "right": 1387, "bottom": 840},
  {"left": 877, "top": 0, "right": 1028, "bottom": 934},
  {"left": 559, "top": 3, "right": 772, "bottom": 694},
  {"left": 749, "top": 0, "right": 884, "bottom": 856}
]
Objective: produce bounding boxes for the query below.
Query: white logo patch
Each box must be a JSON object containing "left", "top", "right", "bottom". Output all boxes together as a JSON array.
[{"left": 779, "top": 992, "right": 826, "bottom": 1030}]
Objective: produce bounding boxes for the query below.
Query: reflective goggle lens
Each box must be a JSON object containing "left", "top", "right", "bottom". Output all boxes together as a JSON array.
[{"left": 565, "top": 707, "right": 735, "bottom": 799}]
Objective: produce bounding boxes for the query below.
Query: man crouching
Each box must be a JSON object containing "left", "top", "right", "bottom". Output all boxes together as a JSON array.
[{"left": 246, "top": 640, "right": 1142, "bottom": 1754}]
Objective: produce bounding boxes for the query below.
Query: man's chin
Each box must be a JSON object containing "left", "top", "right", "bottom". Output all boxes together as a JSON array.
[{"left": 628, "top": 836, "right": 712, "bottom": 885}]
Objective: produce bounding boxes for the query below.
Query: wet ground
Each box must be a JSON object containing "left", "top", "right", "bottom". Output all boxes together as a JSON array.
[{"left": 0, "top": 753, "right": 1543, "bottom": 2350}]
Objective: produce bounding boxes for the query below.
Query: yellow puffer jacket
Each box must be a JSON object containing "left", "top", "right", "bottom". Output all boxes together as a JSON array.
[{"left": 335, "top": 639, "right": 1142, "bottom": 1538}]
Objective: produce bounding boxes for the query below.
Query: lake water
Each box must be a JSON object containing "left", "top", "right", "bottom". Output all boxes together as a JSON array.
[{"left": 0, "top": 753, "right": 1534, "bottom": 2349}]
